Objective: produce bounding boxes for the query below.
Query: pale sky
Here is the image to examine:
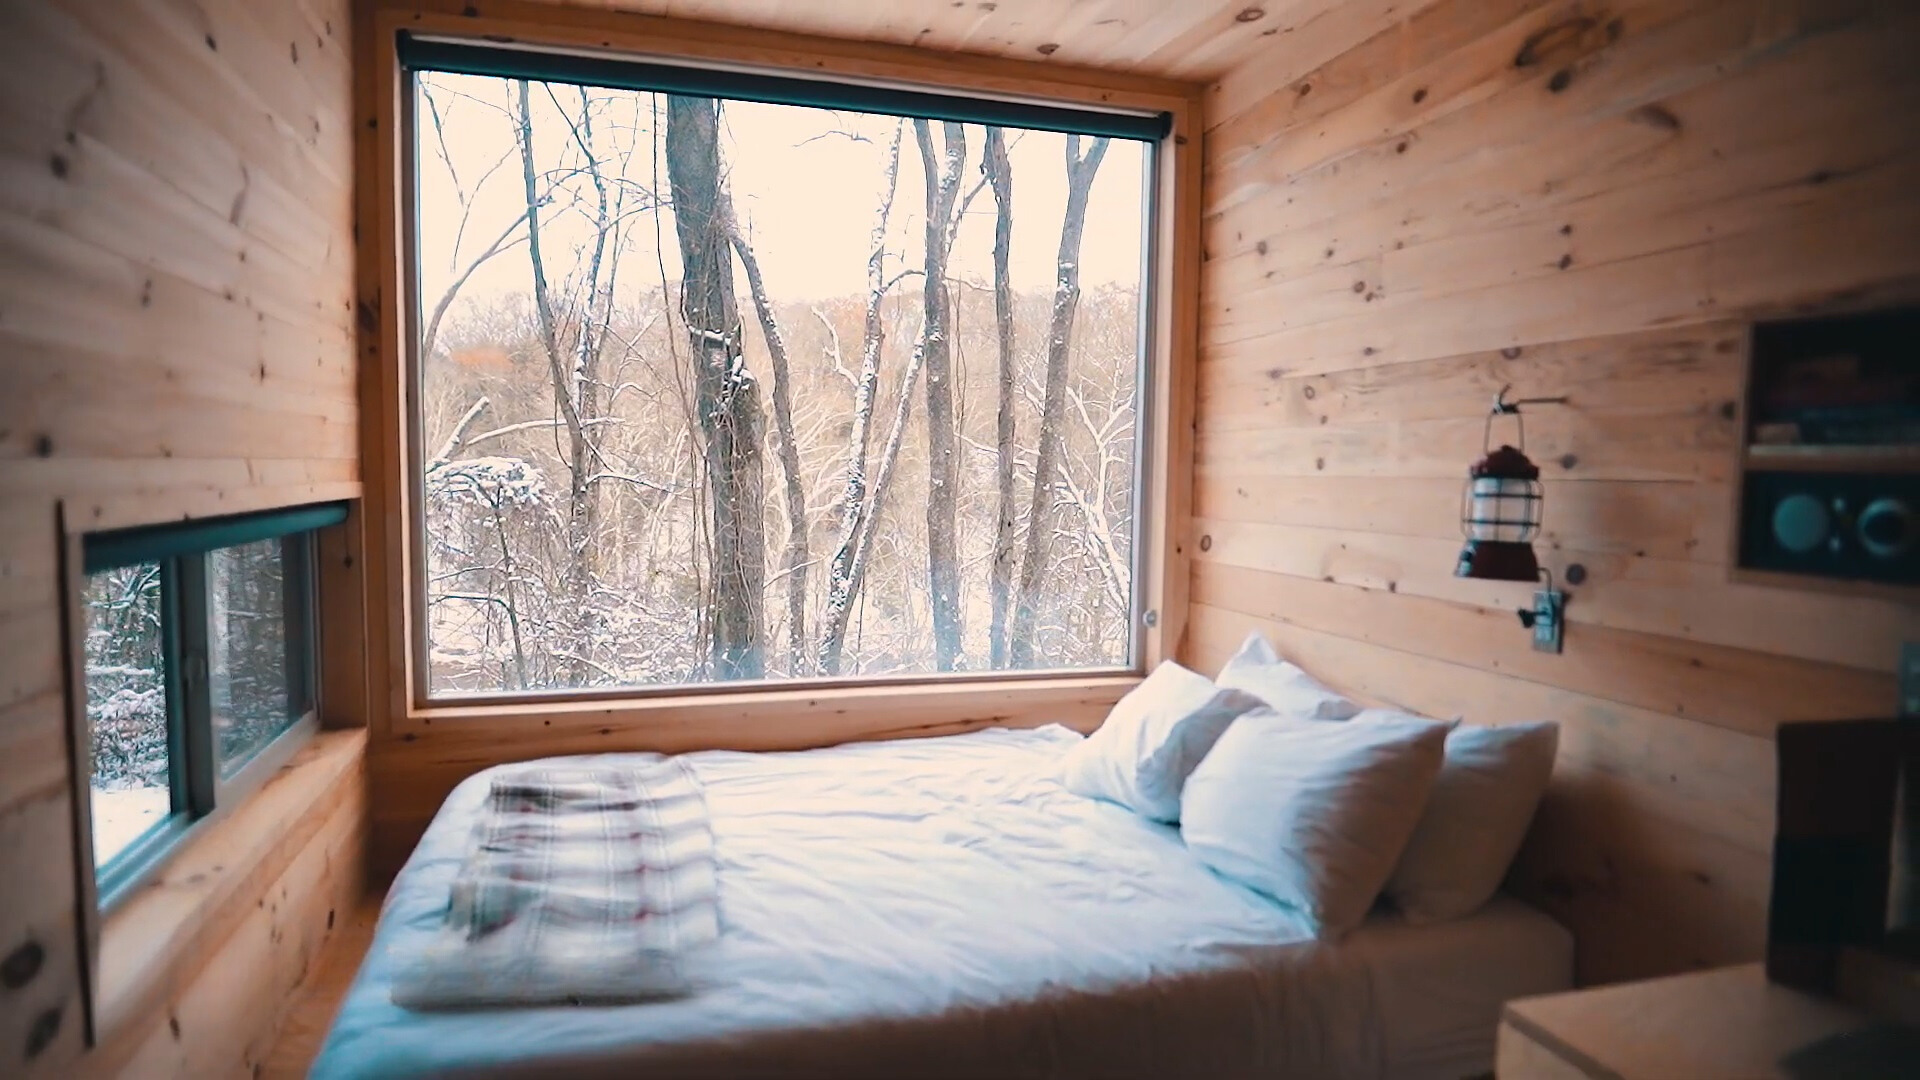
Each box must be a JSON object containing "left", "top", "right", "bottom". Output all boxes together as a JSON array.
[{"left": 415, "top": 72, "right": 1149, "bottom": 314}]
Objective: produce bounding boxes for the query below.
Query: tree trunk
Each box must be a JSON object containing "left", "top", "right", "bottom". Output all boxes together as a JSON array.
[
  {"left": 664, "top": 95, "right": 766, "bottom": 681},
  {"left": 563, "top": 86, "right": 619, "bottom": 686},
  {"left": 914, "top": 119, "right": 968, "bottom": 672},
  {"left": 725, "top": 201, "right": 809, "bottom": 676},
  {"left": 983, "top": 126, "right": 1017, "bottom": 670},
  {"left": 1010, "top": 135, "right": 1108, "bottom": 669},
  {"left": 515, "top": 80, "right": 602, "bottom": 686},
  {"left": 818, "top": 124, "right": 905, "bottom": 675}
]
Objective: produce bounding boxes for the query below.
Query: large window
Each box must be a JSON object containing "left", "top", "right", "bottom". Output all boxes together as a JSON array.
[
  {"left": 409, "top": 42, "right": 1159, "bottom": 696},
  {"left": 77, "top": 504, "right": 336, "bottom": 904}
]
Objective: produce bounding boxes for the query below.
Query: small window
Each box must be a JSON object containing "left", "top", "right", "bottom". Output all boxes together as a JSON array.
[{"left": 76, "top": 504, "right": 340, "bottom": 905}]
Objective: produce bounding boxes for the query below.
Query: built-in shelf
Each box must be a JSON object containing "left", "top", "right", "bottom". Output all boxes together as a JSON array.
[{"left": 1744, "top": 444, "right": 1920, "bottom": 474}]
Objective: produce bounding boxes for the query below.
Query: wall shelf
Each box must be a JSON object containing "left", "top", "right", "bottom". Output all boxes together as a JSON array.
[{"left": 1744, "top": 444, "right": 1920, "bottom": 474}]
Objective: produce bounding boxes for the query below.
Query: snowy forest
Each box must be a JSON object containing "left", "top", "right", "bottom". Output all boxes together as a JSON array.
[
  {"left": 85, "top": 538, "right": 298, "bottom": 862},
  {"left": 417, "top": 75, "right": 1149, "bottom": 694}
]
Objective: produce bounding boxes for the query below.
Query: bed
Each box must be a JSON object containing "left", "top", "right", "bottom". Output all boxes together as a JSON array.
[{"left": 313, "top": 725, "right": 1573, "bottom": 1079}]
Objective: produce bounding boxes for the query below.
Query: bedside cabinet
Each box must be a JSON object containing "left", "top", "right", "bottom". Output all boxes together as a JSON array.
[{"left": 1496, "top": 963, "right": 1915, "bottom": 1078}]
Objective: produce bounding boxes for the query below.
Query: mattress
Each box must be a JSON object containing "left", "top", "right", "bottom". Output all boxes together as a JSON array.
[{"left": 314, "top": 725, "right": 1572, "bottom": 1079}]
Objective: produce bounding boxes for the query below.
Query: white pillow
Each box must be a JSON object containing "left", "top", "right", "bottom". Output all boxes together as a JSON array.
[
  {"left": 1061, "top": 661, "right": 1264, "bottom": 823},
  {"left": 1215, "top": 633, "right": 1362, "bottom": 721},
  {"left": 1180, "top": 710, "right": 1451, "bottom": 938},
  {"left": 1386, "top": 720, "right": 1559, "bottom": 923}
]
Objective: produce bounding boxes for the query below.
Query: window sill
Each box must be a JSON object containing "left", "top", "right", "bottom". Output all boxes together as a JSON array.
[
  {"left": 398, "top": 673, "right": 1141, "bottom": 746},
  {"left": 92, "top": 728, "right": 366, "bottom": 1045}
]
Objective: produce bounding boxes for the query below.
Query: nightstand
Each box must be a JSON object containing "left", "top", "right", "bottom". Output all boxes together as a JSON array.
[{"left": 1496, "top": 963, "right": 1918, "bottom": 1078}]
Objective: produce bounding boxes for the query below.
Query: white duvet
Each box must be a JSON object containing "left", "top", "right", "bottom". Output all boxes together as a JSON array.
[{"left": 314, "top": 726, "right": 1571, "bottom": 1079}]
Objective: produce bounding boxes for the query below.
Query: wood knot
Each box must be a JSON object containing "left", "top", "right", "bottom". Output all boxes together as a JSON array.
[
  {"left": 1235, "top": 7, "right": 1265, "bottom": 22},
  {"left": 26, "top": 1006, "right": 61, "bottom": 1059},
  {"left": 1036, "top": 42, "right": 1059, "bottom": 55},
  {"left": 1547, "top": 68, "right": 1574, "bottom": 93},
  {"left": 1, "top": 941, "right": 44, "bottom": 988},
  {"left": 1627, "top": 104, "right": 1682, "bottom": 131},
  {"left": 1412, "top": 88, "right": 1428, "bottom": 103},
  {"left": 1199, "top": 535, "right": 1213, "bottom": 552},
  {"left": 1514, "top": 16, "right": 1596, "bottom": 67}
]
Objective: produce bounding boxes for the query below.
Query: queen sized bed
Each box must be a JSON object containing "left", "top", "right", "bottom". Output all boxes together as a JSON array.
[{"left": 314, "top": 725, "right": 1572, "bottom": 1079}]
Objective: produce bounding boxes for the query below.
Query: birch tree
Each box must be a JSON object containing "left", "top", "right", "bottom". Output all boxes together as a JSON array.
[
  {"left": 665, "top": 95, "right": 766, "bottom": 680},
  {"left": 818, "top": 124, "right": 907, "bottom": 675},
  {"left": 913, "top": 119, "right": 969, "bottom": 671},
  {"left": 1010, "top": 135, "right": 1109, "bottom": 668},
  {"left": 983, "top": 126, "right": 1018, "bottom": 669}
]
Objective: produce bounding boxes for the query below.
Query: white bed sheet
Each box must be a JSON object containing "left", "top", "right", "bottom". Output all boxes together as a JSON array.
[{"left": 314, "top": 726, "right": 1571, "bottom": 1079}]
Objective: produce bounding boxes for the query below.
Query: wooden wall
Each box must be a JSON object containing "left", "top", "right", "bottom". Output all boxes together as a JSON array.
[
  {"left": 1189, "top": 0, "right": 1920, "bottom": 984},
  {"left": 0, "top": 0, "right": 361, "bottom": 1074}
]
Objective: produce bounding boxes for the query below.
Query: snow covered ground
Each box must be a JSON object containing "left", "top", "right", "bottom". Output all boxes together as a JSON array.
[{"left": 92, "top": 786, "right": 172, "bottom": 866}]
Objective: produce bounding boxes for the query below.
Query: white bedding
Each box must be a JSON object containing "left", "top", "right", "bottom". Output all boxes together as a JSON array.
[{"left": 314, "top": 726, "right": 1572, "bottom": 1079}]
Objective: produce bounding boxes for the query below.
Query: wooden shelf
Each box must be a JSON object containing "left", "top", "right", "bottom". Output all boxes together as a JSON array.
[
  {"left": 1744, "top": 444, "right": 1920, "bottom": 473},
  {"left": 1729, "top": 567, "right": 1920, "bottom": 603}
]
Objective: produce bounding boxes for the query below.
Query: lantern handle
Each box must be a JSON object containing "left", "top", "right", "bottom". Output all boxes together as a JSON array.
[{"left": 1484, "top": 385, "right": 1571, "bottom": 452}]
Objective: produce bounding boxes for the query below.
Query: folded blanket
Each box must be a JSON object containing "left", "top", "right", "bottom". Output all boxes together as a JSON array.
[{"left": 391, "top": 758, "right": 720, "bottom": 1009}]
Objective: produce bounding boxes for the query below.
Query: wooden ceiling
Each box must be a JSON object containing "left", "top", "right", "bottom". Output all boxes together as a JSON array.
[{"left": 529, "top": 0, "right": 1302, "bottom": 80}]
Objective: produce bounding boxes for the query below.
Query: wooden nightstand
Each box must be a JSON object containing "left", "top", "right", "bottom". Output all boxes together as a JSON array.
[{"left": 1496, "top": 963, "right": 1919, "bottom": 1078}]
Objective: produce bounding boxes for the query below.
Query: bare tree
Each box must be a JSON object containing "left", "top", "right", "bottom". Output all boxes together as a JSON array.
[
  {"left": 983, "top": 126, "right": 1017, "bottom": 669},
  {"left": 418, "top": 79, "right": 528, "bottom": 366},
  {"left": 1010, "top": 135, "right": 1109, "bottom": 668},
  {"left": 914, "top": 119, "right": 968, "bottom": 671},
  {"left": 515, "top": 80, "right": 601, "bottom": 686},
  {"left": 664, "top": 95, "right": 766, "bottom": 680},
  {"left": 725, "top": 198, "right": 809, "bottom": 675},
  {"left": 819, "top": 124, "right": 905, "bottom": 675}
]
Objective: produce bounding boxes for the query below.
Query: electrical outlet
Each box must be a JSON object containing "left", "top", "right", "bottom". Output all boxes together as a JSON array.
[{"left": 1903, "top": 642, "right": 1920, "bottom": 719}]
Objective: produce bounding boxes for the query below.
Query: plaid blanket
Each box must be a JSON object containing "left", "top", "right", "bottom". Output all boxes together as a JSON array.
[{"left": 391, "top": 758, "right": 719, "bottom": 1009}]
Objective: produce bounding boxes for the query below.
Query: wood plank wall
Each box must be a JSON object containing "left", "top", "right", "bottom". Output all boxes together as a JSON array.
[
  {"left": 1189, "top": 0, "right": 1920, "bottom": 984},
  {"left": 0, "top": 0, "right": 361, "bottom": 1074}
]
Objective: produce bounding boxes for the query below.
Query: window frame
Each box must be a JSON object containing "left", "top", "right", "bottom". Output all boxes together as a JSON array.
[
  {"left": 62, "top": 506, "right": 340, "bottom": 916},
  {"left": 359, "top": 0, "right": 1203, "bottom": 724}
]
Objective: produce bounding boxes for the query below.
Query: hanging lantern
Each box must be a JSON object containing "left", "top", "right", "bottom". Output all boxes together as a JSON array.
[{"left": 1456, "top": 390, "right": 1546, "bottom": 582}]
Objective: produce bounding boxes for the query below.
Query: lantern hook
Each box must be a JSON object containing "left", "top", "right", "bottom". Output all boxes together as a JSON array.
[{"left": 1484, "top": 385, "right": 1571, "bottom": 453}]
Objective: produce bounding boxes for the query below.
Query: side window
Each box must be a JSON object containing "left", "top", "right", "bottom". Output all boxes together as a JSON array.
[{"left": 77, "top": 505, "right": 339, "bottom": 905}]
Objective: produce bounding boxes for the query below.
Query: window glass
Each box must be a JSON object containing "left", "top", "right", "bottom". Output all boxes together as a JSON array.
[
  {"left": 415, "top": 73, "right": 1149, "bottom": 695},
  {"left": 83, "top": 564, "right": 173, "bottom": 869},
  {"left": 78, "top": 503, "right": 338, "bottom": 900},
  {"left": 208, "top": 538, "right": 302, "bottom": 776}
]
